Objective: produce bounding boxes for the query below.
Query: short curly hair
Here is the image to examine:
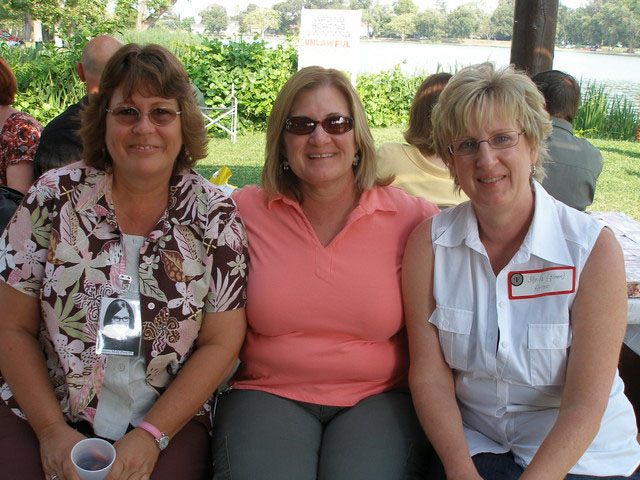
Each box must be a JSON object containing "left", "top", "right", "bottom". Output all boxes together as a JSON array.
[{"left": 79, "top": 43, "right": 207, "bottom": 173}]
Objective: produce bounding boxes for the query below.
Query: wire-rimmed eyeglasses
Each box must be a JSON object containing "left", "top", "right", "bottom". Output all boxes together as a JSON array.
[{"left": 448, "top": 131, "right": 525, "bottom": 156}]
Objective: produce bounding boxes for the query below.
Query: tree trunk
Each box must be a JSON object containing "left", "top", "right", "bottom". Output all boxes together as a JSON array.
[
  {"left": 23, "top": 13, "right": 32, "bottom": 42},
  {"left": 136, "top": 0, "right": 146, "bottom": 31},
  {"left": 510, "top": 0, "right": 558, "bottom": 76}
]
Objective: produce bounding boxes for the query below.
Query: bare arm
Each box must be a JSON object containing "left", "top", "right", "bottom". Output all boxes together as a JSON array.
[
  {"left": 106, "top": 307, "right": 247, "bottom": 479},
  {"left": 521, "top": 228, "right": 628, "bottom": 479},
  {"left": 0, "top": 282, "right": 84, "bottom": 480},
  {"left": 403, "top": 219, "right": 482, "bottom": 480},
  {"left": 6, "top": 161, "right": 34, "bottom": 194}
]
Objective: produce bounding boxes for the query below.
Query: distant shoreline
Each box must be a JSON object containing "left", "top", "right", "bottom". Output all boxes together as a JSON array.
[{"left": 359, "top": 38, "right": 639, "bottom": 56}]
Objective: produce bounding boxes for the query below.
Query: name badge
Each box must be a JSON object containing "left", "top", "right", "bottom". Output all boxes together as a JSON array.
[{"left": 508, "top": 267, "right": 575, "bottom": 299}]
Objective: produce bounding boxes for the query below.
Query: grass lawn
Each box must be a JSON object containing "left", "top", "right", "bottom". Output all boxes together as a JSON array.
[{"left": 197, "top": 128, "right": 640, "bottom": 221}]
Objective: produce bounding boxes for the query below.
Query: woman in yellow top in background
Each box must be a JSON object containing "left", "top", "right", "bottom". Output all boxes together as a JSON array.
[{"left": 377, "top": 72, "right": 468, "bottom": 208}]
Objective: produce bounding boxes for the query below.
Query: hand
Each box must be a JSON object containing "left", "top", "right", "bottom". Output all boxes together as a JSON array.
[
  {"left": 105, "top": 428, "right": 160, "bottom": 480},
  {"left": 38, "top": 421, "right": 85, "bottom": 480},
  {"left": 444, "top": 461, "right": 485, "bottom": 480}
]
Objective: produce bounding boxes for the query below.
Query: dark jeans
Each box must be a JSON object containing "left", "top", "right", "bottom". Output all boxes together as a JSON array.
[
  {"left": 212, "top": 389, "right": 430, "bottom": 480},
  {"left": 0, "top": 402, "right": 212, "bottom": 479},
  {"left": 429, "top": 451, "right": 640, "bottom": 480}
]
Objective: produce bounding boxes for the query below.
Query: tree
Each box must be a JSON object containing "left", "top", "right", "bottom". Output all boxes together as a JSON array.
[
  {"left": 446, "top": 5, "right": 482, "bottom": 39},
  {"left": 244, "top": 7, "right": 280, "bottom": 37},
  {"left": 157, "top": 11, "right": 180, "bottom": 29},
  {"left": 200, "top": 4, "right": 228, "bottom": 35},
  {"left": 415, "top": 9, "right": 445, "bottom": 40},
  {"left": 108, "top": 0, "right": 178, "bottom": 30},
  {"left": 1, "top": 0, "right": 108, "bottom": 42},
  {"left": 366, "top": 3, "right": 392, "bottom": 39},
  {"left": 307, "top": 0, "right": 347, "bottom": 7},
  {"left": 555, "top": 4, "right": 570, "bottom": 44},
  {"left": 489, "top": 0, "right": 514, "bottom": 40},
  {"left": 393, "top": 0, "right": 417, "bottom": 16},
  {"left": 273, "top": 0, "right": 305, "bottom": 34},
  {"left": 181, "top": 16, "right": 195, "bottom": 30},
  {"left": 387, "top": 12, "right": 416, "bottom": 41}
]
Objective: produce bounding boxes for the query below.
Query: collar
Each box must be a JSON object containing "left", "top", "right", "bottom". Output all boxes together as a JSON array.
[
  {"left": 551, "top": 117, "right": 574, "bottom": 135},
  {"left": 433, "top": 181, "right": 575, "bottom": 267},
  {"left": 267, "top": 185, "right": 400, "bottom": 218}
]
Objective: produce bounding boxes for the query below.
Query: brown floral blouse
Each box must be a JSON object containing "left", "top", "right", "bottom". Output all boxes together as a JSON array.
[
  {"left": 0, "top": 162, "right": 248, "bottom": 432},
  {"left": 0, "top": 111, "right": 42, "bottom": 186}
]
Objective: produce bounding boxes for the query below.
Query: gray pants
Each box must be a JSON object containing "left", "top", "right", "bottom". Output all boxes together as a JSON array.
[{"left": 212, "top": 389, "right": 430, "bottom": 480}]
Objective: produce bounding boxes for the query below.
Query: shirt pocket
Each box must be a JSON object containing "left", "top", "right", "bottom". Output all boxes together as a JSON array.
[
  {"left": 429, "top": 306, "right": 474, "bottom": 371},
  {"left": 528, "top": 323, "right": 571, "bottom": 386}
]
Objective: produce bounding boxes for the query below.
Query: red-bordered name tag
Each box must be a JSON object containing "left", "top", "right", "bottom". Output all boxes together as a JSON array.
[{"left": 508, "top": 267, "right": 575, "bottom": 299}]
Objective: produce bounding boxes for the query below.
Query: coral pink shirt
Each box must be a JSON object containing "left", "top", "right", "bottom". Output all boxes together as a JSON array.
[{"left": 232, "top": 184, "right": 439, "bottom": 406}]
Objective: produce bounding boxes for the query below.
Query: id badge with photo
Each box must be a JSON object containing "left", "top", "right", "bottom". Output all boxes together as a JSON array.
[{"left": 96, "top": 275, "right": 142, "bottom": 356}]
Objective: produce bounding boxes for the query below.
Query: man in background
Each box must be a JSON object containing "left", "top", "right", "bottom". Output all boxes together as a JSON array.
[
  {"left": 533, "top": 70, "right": 603, "bottom": 211},
  {"left": 33, "top": 35, "right": 123, "bottom": 178}
]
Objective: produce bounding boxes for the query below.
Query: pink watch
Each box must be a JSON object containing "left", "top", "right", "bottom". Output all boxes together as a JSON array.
[{"left": 137, "top": 421, "right": 170, "bottom": 451}]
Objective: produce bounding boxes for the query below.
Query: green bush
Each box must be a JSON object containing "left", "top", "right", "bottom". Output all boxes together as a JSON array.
[
  {"left": 575, "top": 82, "right": 640, "bottom": 141},
  {"left": 357, "top": 66, "right": 422, "bottom": 127},
  {"left": 180, "top": 37, "right": 297, "bottom": 132},
  {"left": 3, "top": 41, "right": 84, "bottom": 124}
]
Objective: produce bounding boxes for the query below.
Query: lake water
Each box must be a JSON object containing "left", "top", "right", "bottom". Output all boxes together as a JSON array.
[{"left": 356, "top": 41, "right": 640, "bottom": 107}]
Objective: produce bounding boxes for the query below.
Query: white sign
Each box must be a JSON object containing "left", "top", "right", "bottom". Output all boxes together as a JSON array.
[{"left": 298, "top": 9, "right": 361, "bottom": 82}]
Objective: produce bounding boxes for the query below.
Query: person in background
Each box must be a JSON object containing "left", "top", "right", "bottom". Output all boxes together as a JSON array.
[
  {"left": 377, "top": 72, "right": 468, "bottom": 208},
  {"left": 532, "top": 69, "right": 603, "bottom": 211},
  {"left": 0, "top": 56, "right": 41, "bottom": 194},
  {"left": 212, "top": 66, "right": 439, "bottom": 480},
  {"left": 403, "top": 62, "right": 640, "bottom": 480},
  {"left": 33, "top": 34, "right": 123, "bottom": 179},
  {"left": 0, "top": 44, "right": 248, "bottom": 480}
]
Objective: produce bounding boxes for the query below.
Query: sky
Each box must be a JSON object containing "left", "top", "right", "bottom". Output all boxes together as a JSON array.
[{"left": 172, "top": 0, "right": 588, "bottom": 20}]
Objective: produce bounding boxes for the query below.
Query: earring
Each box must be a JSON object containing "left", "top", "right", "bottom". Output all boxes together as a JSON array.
[
  {"left": 530, "top": 164, "right": 537, "bottom": 176},
  {"left": 183, "top": 145, "right": 190, "bottom": 158},
  {"left": 282, "top": 160, "right": 290, "bottom": 171},
  {"left": 353, "top": 153, "right": 360, "bottom": 167}
]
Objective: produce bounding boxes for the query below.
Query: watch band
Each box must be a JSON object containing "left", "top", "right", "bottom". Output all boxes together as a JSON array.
[{"left": 137, "top": 421, "right": 170, "bottom": 451}]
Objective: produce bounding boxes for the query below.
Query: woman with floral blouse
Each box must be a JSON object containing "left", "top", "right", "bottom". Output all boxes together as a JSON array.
[
  {"left": 0, "top": 56, "right": 41, "bottom": 194},
  {"left": 0, "top": 44, "right": 248, "bottom": 480}
]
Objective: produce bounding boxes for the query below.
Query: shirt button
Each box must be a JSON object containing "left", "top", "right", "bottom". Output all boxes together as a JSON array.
[
  {"left": 501, "top": 341, "right": 509, "bottom": 349},
  {"left": 443, "top": 320, "right": 450, "bottom": 328},
  {"left": 553, "top": 338, "right": 561, "bottom": 347},
  {"left": 498, "top": 301, "right": 505, "bottom": 308},
  {"left": 118, "top": 363, "right": 126, "bottom": 372},
  {"left": 148, "top": 302, "right": 155, "bottom": 309}
]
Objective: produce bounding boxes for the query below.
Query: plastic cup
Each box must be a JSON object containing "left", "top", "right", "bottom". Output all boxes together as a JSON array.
[{"left": 70, "top": 438, "right": 116, "bottom": 480}]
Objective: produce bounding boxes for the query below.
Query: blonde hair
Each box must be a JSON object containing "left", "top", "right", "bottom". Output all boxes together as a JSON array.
[
  {"left": 261, "top": 66, "right": 387, "bottom": 202},
  {"left": 431, "top": 62, "right": 552, "bottom": 186}
]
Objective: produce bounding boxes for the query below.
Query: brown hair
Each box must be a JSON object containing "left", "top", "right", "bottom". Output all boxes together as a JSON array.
[
  {"left": 261, "top": 66, "right": 387, "bottom": 202},
  {"left": 79, "top": 43, "right": 207, "bottom": 172},
  {"left": 532, "top": 70, "right": 580, "bottom": 123},
  {"left": 0, "top": 57, "right": 17, "bottom": 105},
  {"left": 404, "top": 72, "right": 452, "bottom": 156}
]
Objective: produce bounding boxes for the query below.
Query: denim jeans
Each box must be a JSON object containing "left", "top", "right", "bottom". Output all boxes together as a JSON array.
[{"left": 473, "top": 452, "right": 640, "bottom": 480}]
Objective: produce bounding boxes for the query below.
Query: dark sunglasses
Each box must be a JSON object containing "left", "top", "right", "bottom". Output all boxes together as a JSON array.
[
  {"left": 106, "top": 106, "right": 182, "bottom": 127},
  {"left": 284, "top": 115, "right": 354, "bottom": 135}
]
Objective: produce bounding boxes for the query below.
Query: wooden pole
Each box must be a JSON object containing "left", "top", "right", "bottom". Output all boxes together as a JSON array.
[{"left": 510, "top": 0, "right": 558, "bottom": 76}]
